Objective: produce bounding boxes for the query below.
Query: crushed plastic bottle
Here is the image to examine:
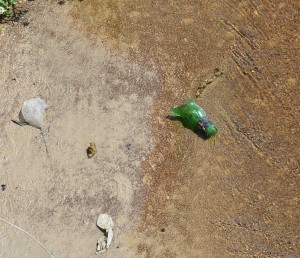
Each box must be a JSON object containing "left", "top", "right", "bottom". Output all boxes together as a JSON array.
[
  {"left": 170, "top": 99, "right": 218, "bottom": 137},
  {"left": 96, "top": 214, "right": 114, "bottom": 254},
  {"left": 20, "top": 98, "right": 47, "bottom": 129}
]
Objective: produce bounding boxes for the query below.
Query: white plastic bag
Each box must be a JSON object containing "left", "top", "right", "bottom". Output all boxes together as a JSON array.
[{"left": 20, "top": 98, "right": 47, "bottom": 128}]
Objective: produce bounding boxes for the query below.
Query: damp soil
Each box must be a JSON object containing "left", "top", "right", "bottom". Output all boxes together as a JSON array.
[
  {"left": 0, "top": 1, "right": 299, "bottom": 257},
  {"left": 71, "top": 1, "right": 299, "bottom": 257}
]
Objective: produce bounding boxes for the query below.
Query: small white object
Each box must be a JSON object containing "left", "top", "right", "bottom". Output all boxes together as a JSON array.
[
  {"left": 97, "top": 214, "right": 114, "bottom": 230},
  {"left": 95, "top": 236, "right": 107, "bottom": 254},
  {"left": 95, "top": 214, "right": 114, "bottom": 254},
  {"left": 106, "top": 228, "right": 113, "bottom": 248},
  {"left": 0, "top": 7, "right": 5, "bottom": 15},
  {"left": 20, "top": 98, "right": 47, "bottom": 128}
]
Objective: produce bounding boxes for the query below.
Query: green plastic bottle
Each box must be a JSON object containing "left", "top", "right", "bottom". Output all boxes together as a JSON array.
[{"left": 170, "top": 99, "right": 218, "bottom": 137}]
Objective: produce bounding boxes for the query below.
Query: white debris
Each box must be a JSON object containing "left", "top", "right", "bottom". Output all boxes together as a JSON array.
[
  {"left": 20, "top": 98, "right": 47, "bottom": 128},
  {"left": 106, "top": 228, "right": 113, "bottom": 248},
  {"left": 95, "top": 214, "right": 114, "bottom": 254},
  {"left": 97, "top": 214, "right": 114, "bottom": 230},
  {"left": 96, "top": 236, "right": 107, "bottom": 254}
]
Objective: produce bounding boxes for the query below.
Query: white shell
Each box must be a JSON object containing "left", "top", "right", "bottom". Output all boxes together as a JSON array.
[
  {"left": 21, "top": 98, "right": 47, "bottom": 128},
  {"left": 96, "top": 214, "right": 114, "bottom": 230}
]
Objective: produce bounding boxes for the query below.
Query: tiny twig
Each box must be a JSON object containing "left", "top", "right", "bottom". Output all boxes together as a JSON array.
[{"left": 0, "top": 217, "right": 54, "bottom": 258}]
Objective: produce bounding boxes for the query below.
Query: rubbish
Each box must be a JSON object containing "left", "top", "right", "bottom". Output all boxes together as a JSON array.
[
  {"left": 87, "top": 142, "right": 97, "bottom": 158},
  {"left": 20, "top": 98, "right": 47, "bottom": 129},
  {"left": 170, "top": 99, "right": 218, "bottom": 137},
  {"left": 95, "top": 214, "right": 114, "bottom": 254},
  {"left": 106, "top": 228, "right": 113, "bottom": 248},
  {"left": 97, "top": 214, "right": 114, "bottom": 230},
  {"left": 96, "top": 236, "right": 107, "bottom": 254}
]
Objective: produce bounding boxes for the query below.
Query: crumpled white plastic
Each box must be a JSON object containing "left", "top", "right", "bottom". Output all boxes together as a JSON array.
[
  {"left": 96, "top": 214, "right": 114, "bottom": 254},
  {"left": 20, "top": 98, "right": 47, "bottom": 128}
]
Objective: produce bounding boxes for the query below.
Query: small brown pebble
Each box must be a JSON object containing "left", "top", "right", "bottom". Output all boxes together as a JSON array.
[
  {"left": 87, "top": 142, "right": 97, "bottom": 158},
  {"left": 214, "top": 67, "right": 223, "bottom": 77},
  {"left": 1, "top": 184, "right": 7, "bottom": 191},
  {"left": 160, "top": 228, "right": 165, "bottom": 232}
]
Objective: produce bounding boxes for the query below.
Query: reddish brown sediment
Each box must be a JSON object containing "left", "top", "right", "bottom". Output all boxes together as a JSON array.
[{"left": 70, "top": 1, "right": 299, "bottom": 257}]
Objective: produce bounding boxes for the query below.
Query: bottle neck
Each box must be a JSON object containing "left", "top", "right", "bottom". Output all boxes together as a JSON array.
[{"left": 198, "top": 117, "right": 211, "bottom": 130}]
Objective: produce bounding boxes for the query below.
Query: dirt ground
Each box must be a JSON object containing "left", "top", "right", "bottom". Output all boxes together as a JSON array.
[{"left": 0, "top": 0, "right": 299, "bottom": 257}]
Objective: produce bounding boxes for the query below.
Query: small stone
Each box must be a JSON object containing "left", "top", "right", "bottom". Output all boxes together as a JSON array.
[
  {"left": 205, "top": 78, "right": 213, "bottom": 84},
  {"left": 87, "top": 142, "right": 97, "bottom": 158},
  {"left": 22, "top": 21, "right": 30, "bottom": 26},
  {"left": 1, "top": 184, "right": 7, "bottom": 191},
  {"left": 214, "top": 67, "right": 223, "bottom": 77}
]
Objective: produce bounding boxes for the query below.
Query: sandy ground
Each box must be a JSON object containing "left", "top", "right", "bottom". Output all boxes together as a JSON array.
[{"left": 0, "top": 0, "right": 299, "bottom": 257}]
